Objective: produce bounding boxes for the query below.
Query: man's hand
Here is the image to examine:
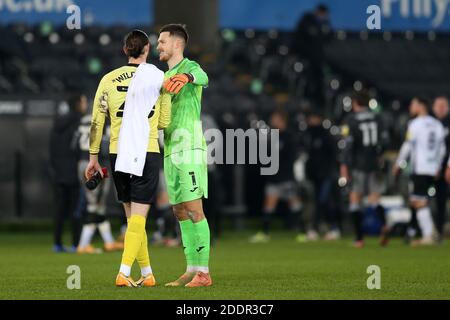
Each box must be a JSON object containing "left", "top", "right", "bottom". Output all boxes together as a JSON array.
[
  {"left": 392, "top": 164, "right": 400, "bottom": 177},
  {"left": 163, "top": 73, "right": 194, "bottom": 94},
  {"left": 85, "top": 155, "right": 104, "bottom": 180},
  {"left": 340, "top": 164, "right": 350, "bottom": 182}
]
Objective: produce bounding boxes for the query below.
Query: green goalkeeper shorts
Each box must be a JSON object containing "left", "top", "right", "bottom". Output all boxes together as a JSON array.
[{"left": 164, "top": 149, "right": 208, "bottom": 205}]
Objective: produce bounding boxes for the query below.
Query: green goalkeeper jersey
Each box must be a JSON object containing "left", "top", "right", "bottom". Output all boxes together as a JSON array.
[{"left": 164, "top": 58, "right": 208, "bottom": 157}]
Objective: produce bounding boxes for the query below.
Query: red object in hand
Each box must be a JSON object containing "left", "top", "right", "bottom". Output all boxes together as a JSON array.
[
  {"left": 85, "top": 167, "right": 108, "bottom": 190},
  {"left": 101, "top": 167, "right": 109, "bottom": 178}
]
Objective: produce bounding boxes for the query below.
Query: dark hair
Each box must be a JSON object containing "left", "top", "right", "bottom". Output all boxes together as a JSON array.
[
  {"left": 351, "top": 90, "right": 370, "bottom": 107},
  {"left": 124, "top": 29, "right": 149, "bottom": 58},
  {"left": 414, "top": 96, "right": 431, "bottom": 111},
  {"left": 159, "top": 24, "right": 189, "bottom": 45},
  {"left": 67, "top": 93, "right": 83, "bottom": 112}
]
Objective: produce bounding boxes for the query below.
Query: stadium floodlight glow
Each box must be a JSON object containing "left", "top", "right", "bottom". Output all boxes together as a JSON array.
[
  {"left": 250, "top": 119, "right": 258, "bottom": 129},
  {"left": 330, "top": 79, "right": 340, "bottom": 90},
  {"left": 268, "top": 29, "right": 278, "bottom": 39},
  {"left": 250, "top": 79, "right": 263, "bottom": 94},
  {"left": 221, "top": 29, "right": 236, "bottom": 42},
  {"left": 99, "top": 34, "right": 111, "bottom": 46},
  {"left": 353, "top": 81, "right": 363, "bottom": 91},
  {"left": 383, "top": 32, "right": 392, "bottom": 42},
  {"left": 88, "top": 58, "right": 102, "bottom": 74},
  {"left": 369, "top": 99, "right": 378, "bottom": 110},
  {"left": 322, "top": 119, "right": 331, "bottom": 129},
  {"left": 49, "top": 32, "right": 60, "bottom": 44},
  {"left": 222, "top": 112, "right": 234, "bottom": 124},
  {"left": 278, "top": 45, "right": 288, "bottom": 56},
  {"left": 428, "top": 31, "right": 436, "bottom": 41},
  {"left": 343, "top": 96, "right": 352, "bottom": 110},
  {"left": 428, "top": 187, "right": 436, "bottom": 197},
  {"left": 405, "top": 31, "right": 414, "bottom": 40},
  {"left": 245, "top": 29, "right": 255, "bottom": 39},
  {"left": 293, "top": 62, "right": 304, "bottom": 73},
  {"left": 360, "top": 30, "right": 369, "bottom": 41},
  {"left": 24, "top": 32, "right": 34, "bottom": 43},
  {"left": 338, "top": 177, "right": 347, "bottom": 187},
  {"left": 337, "top": 30, "right": 346, "bottom": 40},
  {"left": 74, "top": 33, "right": 85, "bottom": 45},
  {"left": 40, "top": 21, "right": 52, "bottom": 37},
  {"left": 399, "top": 159, "right": 408, "bottom": 169},
  {"left": 299, "top": 121, "right": 308, "bottom": 131},
  {"left": 255, "top": 44, "right": 266, "bottom": 56},
  {"left": 149, "top": 34, "right": 158, "bottom": 46},
  {"left": 392, "top": 100, "right": 401, "bottom": 110},
  {"left": 337, "top": 139, "right": 346, "bottom": 150},
  {"left": 257, "top": 120, "right": 268, "bottom": 129},
  {"left": 330, "top": 125, "right": 340, "bottom": 136}
]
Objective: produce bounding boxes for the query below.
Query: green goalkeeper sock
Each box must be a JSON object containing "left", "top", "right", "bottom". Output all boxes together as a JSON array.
[
  {"left": 179, "top": 219, "right": 197, "bottom": 271},
  {"left": 193, "top": 218, "right": 210, "bottom": 272}
]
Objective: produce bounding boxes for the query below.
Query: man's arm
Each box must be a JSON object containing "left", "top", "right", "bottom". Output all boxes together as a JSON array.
[
  {"left": 163, "top": 61, "right": 209, "bottom": 94},
  {"left": 85, "top": 77, "right": 108, "bottom": 179},
  {"left": 393, "top": 127, "right": 413, "bottom": 176},
  {"left": 157, "top": 92, "right": 172, "bottom": 129},
  {"left": 339, "top": 122, "right": 353, "bottom": 181},
  {"left": 186, "top": 62, "right": 208, "bottom": 87}
]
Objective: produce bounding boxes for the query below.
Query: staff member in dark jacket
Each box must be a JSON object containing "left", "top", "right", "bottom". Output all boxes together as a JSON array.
[
  {"left": 304, "top": 111, "right": 341, "bottom": 240},
  {"left": 293, "top": 4, "right": 331, "bottom": 108},
  {"left": 49, "top": 94, "right": 87, "bottom": 252}
]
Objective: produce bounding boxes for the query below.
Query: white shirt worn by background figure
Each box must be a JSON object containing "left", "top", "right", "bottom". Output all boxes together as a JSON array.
[
  {"left": 115, "top": 63, "right": 164, "bottom": 176},
  {"left": 396, "top": 115, "right": 446, "bottom": 176}
]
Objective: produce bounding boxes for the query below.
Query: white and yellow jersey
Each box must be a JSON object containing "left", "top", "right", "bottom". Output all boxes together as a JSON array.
[{"left": 89, "top": 63, "right": 171, "bottom": 155}]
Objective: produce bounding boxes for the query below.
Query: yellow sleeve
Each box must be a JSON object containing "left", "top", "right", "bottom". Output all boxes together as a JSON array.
[
  {"left": 405, "top": 129, "right": 412, "bottom": 141},
  {"left": 341, "top": 124, "right": 350, "bottom": 137},
  {"left": 89, "top": 76, "right": 108, "bottom": 154},
  {"left": 157, "top": 92, "right": 172, "bottom": 129}
]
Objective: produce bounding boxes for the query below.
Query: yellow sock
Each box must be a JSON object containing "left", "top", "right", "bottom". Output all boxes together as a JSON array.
[
  {"left": 136, "top": 230, "right": 152, "bottom": 276},
  {"left": 120, "top": 215, "right": 146, "bottom": 271}
]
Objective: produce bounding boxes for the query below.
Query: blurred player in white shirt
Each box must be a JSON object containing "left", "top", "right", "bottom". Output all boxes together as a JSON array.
[{"left": 393, "top": 97, "right": 446, "bottom": 246}]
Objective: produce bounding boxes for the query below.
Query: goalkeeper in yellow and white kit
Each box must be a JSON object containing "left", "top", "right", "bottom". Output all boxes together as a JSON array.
[{"left": 85, "top": 29, "right": 171, "bottom": 287}]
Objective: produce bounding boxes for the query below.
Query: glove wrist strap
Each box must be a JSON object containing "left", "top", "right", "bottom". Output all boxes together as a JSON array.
[{"left": 184, "top": 73, "right": 194, "bottom": 82}]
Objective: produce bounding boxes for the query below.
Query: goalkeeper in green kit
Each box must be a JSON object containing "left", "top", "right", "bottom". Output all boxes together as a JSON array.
[{"left": 157, "top": 24, "right": 212, "bottom": 287}]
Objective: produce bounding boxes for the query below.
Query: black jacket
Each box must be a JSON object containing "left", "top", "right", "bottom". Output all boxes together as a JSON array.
[
  {"left": 49, "top": 111, "right": 82, "bottom": 185},
  {"left": 304, "top": 124, "right": 337, "bottom": 180}
]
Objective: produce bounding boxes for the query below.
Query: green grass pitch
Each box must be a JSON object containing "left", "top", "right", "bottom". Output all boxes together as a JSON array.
[{"left": 1, "top": 232, "right": 449, "bottom": 300}]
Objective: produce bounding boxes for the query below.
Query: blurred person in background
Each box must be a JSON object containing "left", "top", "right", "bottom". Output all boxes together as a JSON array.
[
  {"left": 293, "top": 4, "right": 331, "bottom": 108},
  {"left": 432, "top": 96, "right": 450, "bottom": 243},
  {"left": 304, "top": 110, "right": 341, "bottom": 240},
  {"left": 393, "top": 97, "right": 445, "bottom": 246},
  {"left": 74, "top": 112, "right": 123, "bottom": 254},
  {"left": 250, "top": 109, "right": 306, "bottom": 243},
  {"left": 340, "top": 91, "right": 390, "bottom": 248},
  {"left": 49, "top": 93, "right": 86, "bottom": 253}
]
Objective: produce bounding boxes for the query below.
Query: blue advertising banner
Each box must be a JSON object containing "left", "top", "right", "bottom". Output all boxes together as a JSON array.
[
  {"left": 0, "top": 0, "right": 153, "bottom": 25},
  {"left": 220, "top": 0, "right": 450, "bottom": 32}
]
